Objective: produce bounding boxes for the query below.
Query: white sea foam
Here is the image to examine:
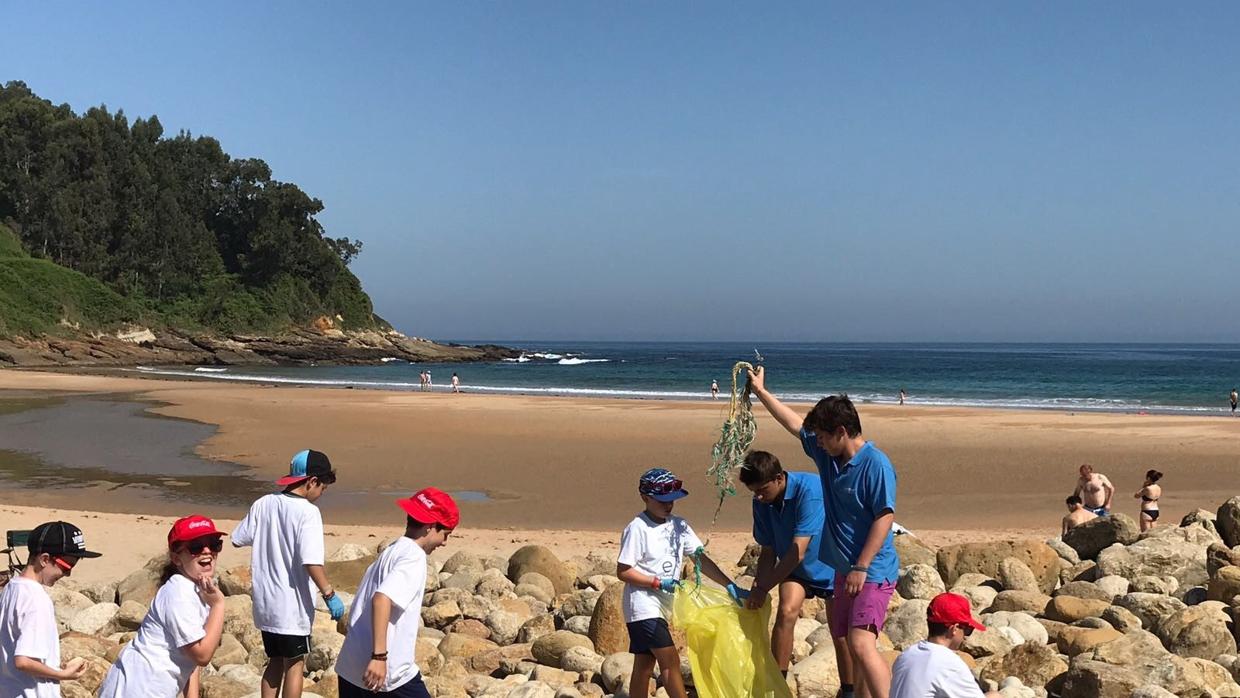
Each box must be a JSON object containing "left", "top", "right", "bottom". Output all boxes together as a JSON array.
[
  {"left": 123, "top": 367, "right": 1229, "bottom": 414},
  {"left": 193, "top": 367, "right": 228, "bottom": 373},
  {"left": 558, "top": 357, "right": 609, "bottom": 365},
  {"left": 379, "top": 357, "right": 401, "bottom": 363}
]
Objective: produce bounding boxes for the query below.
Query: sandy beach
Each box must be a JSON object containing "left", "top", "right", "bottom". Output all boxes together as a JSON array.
[{"left": 2, "top": 368, "right": 1238, "bottom": 579}]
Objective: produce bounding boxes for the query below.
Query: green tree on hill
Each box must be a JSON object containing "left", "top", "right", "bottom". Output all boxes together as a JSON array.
[{"left": 0, "top": 80, "right": 379, "bottom": 333}]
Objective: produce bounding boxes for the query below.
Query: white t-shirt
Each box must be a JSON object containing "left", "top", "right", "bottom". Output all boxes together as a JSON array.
[
  {"left": 98, "top": 574, "right": 209, "bottom": 698},
  {"left": 617, "top": 513, "right": 703, "bottom": 623},
  {"left": 231, "top": 492, "right": 326, "bottom": 635},
  {"left": 890, "top": 641, "right": 986, "bottom": 698},
  {"left": 336, "top": 537, "right": 428, "bottom": 692},
  {"left": 0, "top": 578, "right": 61, "bottom": 698}
]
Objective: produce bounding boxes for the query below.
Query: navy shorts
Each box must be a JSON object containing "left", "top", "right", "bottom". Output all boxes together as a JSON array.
[
  {"left": 788, "top": 575, "right": 834, "bottom": 600},
  {"left": 627, "top": 618, "right": 675, "bottom": 655},
  {"left": 340, "top": 674, "right": 431, "bottom": 698},
  {"left": 261, "top": 631, "right": 309, "bottom": 659}
]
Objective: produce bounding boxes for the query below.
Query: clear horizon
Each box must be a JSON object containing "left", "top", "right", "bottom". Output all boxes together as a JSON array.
[{"left": 5, "top": 3, "right": 1239, "bottom": 343}]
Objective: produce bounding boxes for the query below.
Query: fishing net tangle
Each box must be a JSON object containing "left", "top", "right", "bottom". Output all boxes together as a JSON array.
[{"left": 707, "top": 360, "right": 757, "bottom": 527}]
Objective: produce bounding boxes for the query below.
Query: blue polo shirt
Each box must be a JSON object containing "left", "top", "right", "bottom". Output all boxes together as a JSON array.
[
  {"left": 751, "top": 471, "right": 836, "bottom": 588},
  {"left": 801, "top": 428, "right": 900, "bottom": 583}
]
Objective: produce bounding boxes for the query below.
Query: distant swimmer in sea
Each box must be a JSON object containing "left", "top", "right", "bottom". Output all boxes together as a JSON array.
[
  {"left": 1062, "top": 495, "right": 1097, "bottom": 536},
  {"left": 1073, "top": 464, "right": 1114, "bottom": 517},
  {"left": 1135, "top": 469, "right": 1163, "bottom": 532},
  {"left": 711, "top": 380, "right": 719, "bottom": 400},
  {"left": 451, "top": 372, "right": 461, "bottom": 393},
  {"left": 418, "top": 371, "right": 427, "bottom": 391},
  {"left": 1231, "top": 388, "right": 1238, "bottom": 415},
  {"left": 898, "top": 388, "right": 906, "bottom": 406}
]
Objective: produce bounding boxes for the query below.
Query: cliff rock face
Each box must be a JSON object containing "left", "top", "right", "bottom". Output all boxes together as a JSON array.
[{"left": 0, "top": 326, "right": 518, "bottom": 367}]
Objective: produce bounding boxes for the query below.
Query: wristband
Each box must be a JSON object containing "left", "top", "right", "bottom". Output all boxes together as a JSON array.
[
  {"left": 850, "top": 565, "right": 869, "bottom": 572},
  {"left": 371, "top": 652, "right": 388, "bottom": 660},
  {"left": 322, "top": 590, "right": 336, "bottom": 600},
  {"left": 650, "top": 577, "right": 661, "bottom": 591}
]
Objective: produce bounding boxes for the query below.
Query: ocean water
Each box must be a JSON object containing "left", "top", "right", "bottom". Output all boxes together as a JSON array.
[{"left": 131, "top": 342, "right": 1240, "bottom": 414}]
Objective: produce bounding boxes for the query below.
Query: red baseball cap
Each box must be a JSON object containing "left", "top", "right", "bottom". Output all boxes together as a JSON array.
[
  {"left": 927, "top": 593, "right": 986, "bottom": 631},
  {"left": 397, "top": 487, "right": 460, "bottom": 529},
  {"left": 167, "top": 515, "right": 227, "bottom": 547}
]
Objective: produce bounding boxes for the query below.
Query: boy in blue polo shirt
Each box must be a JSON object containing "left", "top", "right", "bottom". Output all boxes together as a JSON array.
[
  {"left": 749, "top": 367, "right": 899, "bottom": 698},
  {"left": 740, "top": 450, "right": 853, "bottom": 692}
]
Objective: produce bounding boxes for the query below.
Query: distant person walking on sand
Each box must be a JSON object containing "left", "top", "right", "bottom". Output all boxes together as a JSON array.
[
  {"left": 451, "top": 373, "right": 461, "bottom": 394},
  {"left": 1062, "top": 496, "right": 1097, "bottom": 537},
  {"left": 1231, "top": 388, "right": 1238, "bottom": 415},
  {"left": 425, "top": 371, "right": 432, "bottom": 391},
  {"left": 1135, "top": 469, "right": 1163, "bottom": 532},
  {"left": 711, "top": 380, "right": 719, "bottom": 400},
  {"left": 1073, "top": 464, "right": 1114, "bottom": 516},
  {"left": 749, "top": 366, "right": 899, "bottom": 698},
  {"left": 740, "top": 451, "right": 853, "bottom": 691},
  {"left": 898, "top": 389, "right": 907, "bottom": 406},
  {"left": 418, "top": 371, "right": 427, "bottom": 391}
]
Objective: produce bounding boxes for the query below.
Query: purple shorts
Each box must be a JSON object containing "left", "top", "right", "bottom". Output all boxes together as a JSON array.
[{"left": 829, "top": 572, "right": 895, "bottom": 638}]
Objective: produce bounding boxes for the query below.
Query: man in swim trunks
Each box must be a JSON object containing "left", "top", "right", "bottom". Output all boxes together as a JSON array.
[
  {"left": 1231, "top": 388, "right": 1238, "bottom": 415},
  {"left": 1062, "top": 495, "right": 1097, "bottom": 536},
  {"left": 1073, "top": 464, "right": 1114, "bottom": 516}
]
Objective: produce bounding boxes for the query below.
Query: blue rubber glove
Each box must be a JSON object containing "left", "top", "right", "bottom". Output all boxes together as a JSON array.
[
  {"left": 658, "top": 578, "right": 680, "bottom": 593},
  {"left": 325, "top": 593, "right": 346, "bottom": 620},
  {"left": 726, "top": 582, "right": 750, "bottom": 607}
]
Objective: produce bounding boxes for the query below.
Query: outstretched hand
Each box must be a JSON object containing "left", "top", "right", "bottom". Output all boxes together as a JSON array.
[
  {"left": 747, "top": 366, "right": 766, "bottom": 393},
  {"left": 726, "top": 582, "right": 750, "bottom": 607}
]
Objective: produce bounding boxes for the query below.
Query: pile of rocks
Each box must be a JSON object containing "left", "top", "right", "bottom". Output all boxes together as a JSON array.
[{"left": 42, "top": 496, "right": 1240, "bottom": 697}]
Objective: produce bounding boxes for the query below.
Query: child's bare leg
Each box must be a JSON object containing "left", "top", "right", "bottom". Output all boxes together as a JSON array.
[
  {"left": 629, "top": 653, "right": 656, "bottom": 698},
  {"left": 651, "top": 646, "right": 687, "bottom": 698}
]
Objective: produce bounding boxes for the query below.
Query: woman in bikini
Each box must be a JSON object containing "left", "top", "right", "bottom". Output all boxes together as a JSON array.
[{"left": 1135, "top": 469, "right": 1163, "bottom": 532}]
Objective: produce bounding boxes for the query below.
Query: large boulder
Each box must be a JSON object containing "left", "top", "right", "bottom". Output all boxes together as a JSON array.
[
  {"left": 48, "top": 586, "right": 94, "bottom": 633},
  {"left": 987, "top": 590, "right": 1051, "bottom": 615},
  {"left": 599, "top": 652, "right": 635, "bottom": 693},
  {"left": 884, "top": 599, "right": 929, "bottom": 650},
  {"left": 1157, "top": 605, "right": 1237, "bottom": 659},
  {"left": 68, "top": 603, "right": 120, "bottom": 636},
  {"left": 1114, "top": 593, "right": 1188, "bottom": 634},
  {"left": 1063, "top": 514, "right": 1141, "bottom": 560},
  {"left": 937, "top": 540, "right": 1060, "bottom": 594},
  {"left": 1054, "top": 581, "right": 1114, "bottom": 602},
  {"left": 980, "top": 611, "right": 1048, "bottom": 645},
  {"left": 897, "top": 564, "right": 945, "bottom": 600},
  {"left": 997, "top": 558, "right": 1041, "bottom": 593},
  {"left": 1057, "top": 626, "right": 1123, "bottom": 656},
  {"left": 116, "top": 554, "right": 167, "bottom": 607},
  {"left": 531, "top": 631, "right": 594, "bottom": 667},
  {"left": 894, "top": 533, "right": 937, "bottom": 569},
  {"left": 978, "top": 641, "right": 1068, "bottom": 687},
  {"left": 789, "top": 646, "right": 842, "bottom": 698},
  {"left": 509, "top": 546, "right": 573, "bottom": 595},
  {"left": 1097, "top": 526, "right": 1217, "bottom": 594},
  {"left": 587, "top": 583, "right": 627, "bottom": 656},
  {"left": 1060, "top": 660, "right": 1144, "bottom": 698},
  {"left": 1208, "top": 565, "right": 1240, "bottom": 602},
  {"left": 1044, "top": 596, "right": 1110, "bottom": 623},
  {"left": 1218, "top": 497, "right": 1240, "bottom": 548}
]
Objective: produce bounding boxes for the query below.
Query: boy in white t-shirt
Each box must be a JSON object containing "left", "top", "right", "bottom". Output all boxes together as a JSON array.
[
  {"left": 232, "top": 449, "right": 345, "bottom": 698},
  {"left": 617, "top": 468, "right": 746, "bottom": 698},
  {"left": 336, "top": 487, "right": 459, "bottom": 697},
  {"left": 0, "top": 521, "right": 102, "bottom": 698},
  {"left": 890, "top": 593, "right": 1000, "bottom": 698}
]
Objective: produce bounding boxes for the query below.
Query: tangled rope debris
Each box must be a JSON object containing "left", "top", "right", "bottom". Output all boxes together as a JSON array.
[{"left": 707, "top": 359, "right": 758, "bottom": 526}]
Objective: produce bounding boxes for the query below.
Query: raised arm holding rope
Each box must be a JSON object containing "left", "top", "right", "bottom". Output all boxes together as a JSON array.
[{"left": 747, "top": 366, "right": 900, "bottom": 698}]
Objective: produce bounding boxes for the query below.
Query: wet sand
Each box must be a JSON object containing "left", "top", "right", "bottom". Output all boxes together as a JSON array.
[{"left": 0, "top": 370, "right": 1236, "bottom": 538}]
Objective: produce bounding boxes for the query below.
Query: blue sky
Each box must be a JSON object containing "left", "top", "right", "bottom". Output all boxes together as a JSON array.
[{"left": 5, "top": 3, "right": 1238, "bottom": 342}]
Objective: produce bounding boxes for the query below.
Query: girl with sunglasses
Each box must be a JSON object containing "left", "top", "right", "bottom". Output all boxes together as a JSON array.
[{"left": 99, "top": 515, "right": 227, "bottom": 698}]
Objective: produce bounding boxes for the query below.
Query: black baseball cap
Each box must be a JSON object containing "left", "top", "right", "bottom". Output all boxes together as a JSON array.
[
  {"left": 27, "top": 521, "right": 103, "bottom": 558},
  {"left": 276, "top": 449, "right": 337, "bottom": 486}
]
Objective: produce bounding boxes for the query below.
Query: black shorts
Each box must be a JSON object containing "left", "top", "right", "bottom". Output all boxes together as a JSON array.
[
  {"left": 627, "top": 618, "right": 675, "bottom": 655},
  {"left": 340, "top": 674, "right": 431, "bottom": 698},
  {"left": 261, "top": 631, "right": 310, "bottom": 659},
  {"left": 787, "top": 575, "right": 834, "bottom": 600}
]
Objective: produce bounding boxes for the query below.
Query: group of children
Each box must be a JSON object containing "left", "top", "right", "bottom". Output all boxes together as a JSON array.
[
  {"left": 0, "top": 449, "right": 458, "bottom": 698},
  {"left": 1, "top": 365, "right": 1010, "bottom": 698}
]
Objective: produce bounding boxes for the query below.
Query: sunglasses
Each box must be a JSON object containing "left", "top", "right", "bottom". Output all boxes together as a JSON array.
[
  {"left": 178, "top": 535, "right": 224, "bottom": 555},
  {"left": 642, "top": 478, "right": 684, "bottom": 496},
  {"left": 53, "top": 556, "right": 78, "bottom": 575}
]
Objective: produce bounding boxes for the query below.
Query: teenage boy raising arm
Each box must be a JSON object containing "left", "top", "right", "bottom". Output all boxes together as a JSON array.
[{"left": 748, "top": 367, "right": 900, "bottom": 698}]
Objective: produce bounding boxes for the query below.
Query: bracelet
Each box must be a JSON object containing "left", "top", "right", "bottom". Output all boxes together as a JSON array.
[
  {"left": 371, "top": 652, "right": 388, "bottom": 660},
  {"left": 322, "top": 590, "right": 336, "bottom": 600},
  {"left": 650, "top": 577, "right": 660, "bottom": 590},
  {"left": 850, "top": 564, "right": 869, "bottom": 572}
]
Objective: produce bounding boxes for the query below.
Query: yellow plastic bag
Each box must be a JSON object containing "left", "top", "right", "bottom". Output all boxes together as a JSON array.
[{"left": 672, "top": 584, "right": 793, "bottom": 698}]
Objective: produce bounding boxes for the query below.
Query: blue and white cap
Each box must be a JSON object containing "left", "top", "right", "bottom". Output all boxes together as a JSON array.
[
  {"left": 276, "top": 449, "right": 336, "bottom": 486},
  {"left": 638, "top": 467, "right": 689, "bottom": 502}
]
